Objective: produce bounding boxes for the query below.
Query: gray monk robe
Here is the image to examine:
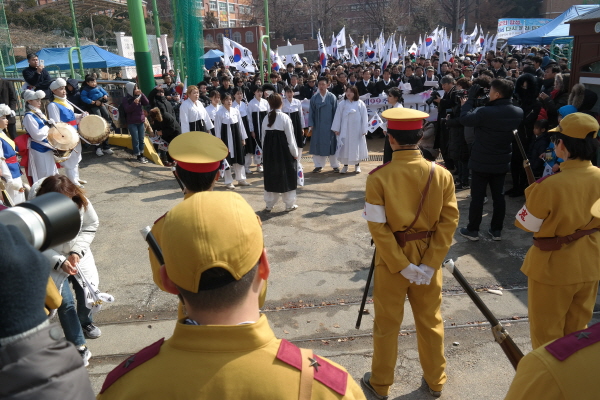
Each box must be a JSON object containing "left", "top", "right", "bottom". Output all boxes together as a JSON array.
[{"left": 308, "top": 91, "right": 338, "bottom": 157}]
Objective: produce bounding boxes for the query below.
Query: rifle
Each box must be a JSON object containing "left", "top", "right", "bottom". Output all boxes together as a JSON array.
[
  {"left": 443, "top": 259, "right": 523, "bottom": 369},
  {"left": 356, "top": 246, "right": 376, "bottom": 329},
  {"left": 512, "top": 129, "right": 536, "bottom": 185},
  {"left": 140, "top": 226, "right": 165, "bottom": 265}
]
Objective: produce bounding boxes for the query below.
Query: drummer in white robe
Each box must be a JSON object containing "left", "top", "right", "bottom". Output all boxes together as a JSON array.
[
  {"left": 179, "top": 85, "right": 213, "bottom": 134},
  {"left": 47, "top": 78, "right": 87, "bottom": 188},
  {"left": 331, "top": 86, "right": 369, "bottom": 174},
  {"left": 0, "top": 104, "right": 26, "bottom": 204},
  {"left": 214, "top": 92, "right": 249, "bottom": 189},
  {"left": 22, "top": 89, "right": 58, "bottom": 183}
]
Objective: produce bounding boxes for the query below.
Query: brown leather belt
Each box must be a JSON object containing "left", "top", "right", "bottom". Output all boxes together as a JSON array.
[
  {"left": 533, "top": 228, "right": 599, "bottom": 251},
  {"left": 394, "top": 231, "right": 434, "bottom": 247}
]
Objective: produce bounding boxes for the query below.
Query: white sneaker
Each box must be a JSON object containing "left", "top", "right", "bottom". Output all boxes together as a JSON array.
[
  {"left": 95, "top": 148, "right": 104, "bottom": 157},
  {"left": 285, "top": 205, "right": 299, "bottom": 212},
  {"left": 78, "top": 179, "right": 88, "bottom": 185},
  {"left": 340, "top": 166, "right": 348, "bottom": 174},
  {"left": 245, "top": 168, "right": 253, "bottom": 175},
  {"left": 225, "top": 183, "right": 236, "bottom": 189},
  {"left": 257, "top": 165, "right": 263, "bottom": 172},
  {"left": 78, "top": 346, "right": 92, "bottom": 367},
  {"left": 237, "top": 180, "right": 250, "bottom": 186},
  {"left": 103, "top": 148, "right": 114, "bottom": 155},
  {"left": 355, "top": 165, "right": 361, "bottom": 173}
]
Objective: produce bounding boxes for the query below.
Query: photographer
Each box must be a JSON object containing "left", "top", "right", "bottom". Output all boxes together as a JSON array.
[
  {"left": 432, "top": 76, "right": 458, "bottom": 171},
  {"left": 0, "top": 224, "right": 94, "bottom": 399},
  {"left": 445, "top": 78, "right": 473, "bottom": 190},
  {"left": 458, "top": 79, "right": 523, "bottom": 242}
]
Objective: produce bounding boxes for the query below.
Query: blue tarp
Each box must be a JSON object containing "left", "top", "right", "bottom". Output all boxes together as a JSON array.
[
  {"left": 6, "top": 45, "right": 136, "bottom": 71},
  {"left": 201, "top": 49, "right": 224, "bottom": 69},
  {"left": 507, "top": 5, "right": 599, "bottom": 45}
]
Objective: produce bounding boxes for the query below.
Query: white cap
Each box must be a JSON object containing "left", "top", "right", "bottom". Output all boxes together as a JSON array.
[
  {"left": 125, "top": 81, "right": 137, "bottom": 96},
  {"left": 50, "top": 78, "right": 67, "bottom": 91},
  {"left": 0, "top": 104, "right": 11, "bottom": 116},
  {"left": 23, "top": 90, "right": 46, "bottom": 101}
]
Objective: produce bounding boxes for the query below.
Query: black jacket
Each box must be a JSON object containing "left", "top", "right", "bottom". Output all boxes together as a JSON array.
[
  {"left": 329, "top": 83, "right": 347, "bottom": 97},
  {"left": 407, "top": 75, "right": 425, "bottom": 94},
  {"left": 528, "top": 132, "right": 550, "bottom": 177},
  {"left": 22, "top": 66, "right": 52, "bottom": 94},
  {"left": 459, "top": 97, "right": 524, "bottom": 174},
  {"left": 300, "top": 84, "right": 317, "bottom": 100},
  {"left": 356, "top": 80, "right": 376, "bottom": 96},
  {"left": 153, "top": 95, "right": 175, "bottom": 119},
  {"left": 374, "top": 79, "right": 397, "bottom": 96},
  {"left": 65, "top": 78, "right": 84, "bottom": 111},
  {"left": 151, "top": 112, "right": 181, "bottom": 143},
  {"left": 0, "top": 79, "right": 18, "bottom": 124}
]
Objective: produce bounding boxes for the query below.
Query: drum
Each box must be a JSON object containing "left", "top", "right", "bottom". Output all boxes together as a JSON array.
[
  {"left": 48, "top": 122, "right": 79, "bottom": 163},
  {"left": 79, "top": 115, "right": 110, "bottom": 144}
]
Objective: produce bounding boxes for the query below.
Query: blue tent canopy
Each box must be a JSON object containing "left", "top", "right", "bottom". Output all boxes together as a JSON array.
[
  {"left": 201, "top": 49, "right": 224, "bottom": 69},
  {"left": 507, "top": 5, "right": 599, "bottom": 45},
  {"left": 6, "top": 45, "right": 136, "bottom": 71}
]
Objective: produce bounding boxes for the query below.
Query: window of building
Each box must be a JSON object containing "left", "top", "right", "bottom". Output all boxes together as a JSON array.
[
  {"left": 245, "top": 31, "right": 254, "bottom": 43},
  {"left": 205, "top": 34, "right": 214, "bottom": 42},
  {"left": 230, "top": 20, "right": 238, "bottom": 28},
  {"left": 219, "top": 21, "right": 228, "bottom": 27},
  {"left": 229, "top": 4, "right": 235, "bottom": 13},
  {"left": 232, "top": 31, "right": 242, "bottom": 42},
  {"left": 218, "top": 2, "right": 227, "bottom": 11},
  {"left": 216, "top": 33, "right": 224, "bottom": 44},
  {"left": 209, "top": 1, "right": 217, "bottom": 10}
]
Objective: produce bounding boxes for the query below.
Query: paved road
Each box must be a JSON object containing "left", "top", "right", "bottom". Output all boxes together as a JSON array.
[{"left": 62, "top": 139, "right": 599, "bottom": 398}]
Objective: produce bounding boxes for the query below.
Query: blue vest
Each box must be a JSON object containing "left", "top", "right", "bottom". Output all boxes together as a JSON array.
[
  {"left": 1, "top": 138, "right": 20, "bottom": 179},
  {"left": 53, "top": 101, "right": 78, "bottom": 129},
  {"left": 25, "top": 112, "right": 52, "bottom": 153}
]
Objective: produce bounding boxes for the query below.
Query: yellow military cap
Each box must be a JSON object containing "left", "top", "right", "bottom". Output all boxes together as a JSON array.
[
  {"left": 549, "top": 112, "right": 599, "bottom": 139},
  {"left": 381, "top": 108, "right": 429, "bottom": 130},
  {"left": 168, "top": 131, "right": 228, "bottom": 172},
  {"left": 592, "top": 198, "right": 600, "bottom": 219},
  {"left": 161, "top": 191, "right": 263, "bottom": 293}
]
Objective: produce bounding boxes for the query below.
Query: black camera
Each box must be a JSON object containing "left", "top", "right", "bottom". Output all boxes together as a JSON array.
[
  {"left": 425, "top": 91, "right": 441, "bottom": 106},
  {"left": 100, "top": 97, "right": 108, "bottom": 103},
  {"left": 0, "top": 192, "right": 81, "bottom": 251},
  {"left": 455, "top": 89, "right": 468, "bottom": 98}
]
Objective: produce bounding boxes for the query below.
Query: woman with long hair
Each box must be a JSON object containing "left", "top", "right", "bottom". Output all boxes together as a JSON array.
[
  {"left": 32, "top": 175, "right": 105, "bottom": 367},
  {"left": 214, "top": 92, "right": 248, "bottom": 189},
  {"left": 331, "top": 85, "right": 368, "bottom": 173},
  {"left": 262, "top": 94, "right": 299, "bottom": 212},
  {"left": 179, "top": 85, "right": 213, "bottom": 134}
]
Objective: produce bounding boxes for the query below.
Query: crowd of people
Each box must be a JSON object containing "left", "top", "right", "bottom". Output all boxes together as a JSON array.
[{"left": 0, "top": 42, "right": 599, "bottom": 400}]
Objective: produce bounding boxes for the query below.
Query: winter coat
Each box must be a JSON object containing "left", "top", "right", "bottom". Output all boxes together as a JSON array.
[
  {"left": 65, "top": 78, "right": 85, "bottom": 111},
  {"left": 80, "top": 85, "right": 108, "bottom": 104},
  {"left": 528, "top": 133, "right": 551, "bottom": 177},
  {"left": 0, "top": 78, "right": 18, "bottom": 124},
  {"left": 0, "top": 323, "right": 95, "bottom": 400},
  {"left": 153, "top": 95, "right": 175, "bottom": 119},
  {"left": 150, "top": 112, "right": 181, "bottom": 143},
  {"left": 123, "top": 93, "right": 149, "bottom": 125},
  {"left": 459, "top": 98, "right": 524, "bottom": 174}
]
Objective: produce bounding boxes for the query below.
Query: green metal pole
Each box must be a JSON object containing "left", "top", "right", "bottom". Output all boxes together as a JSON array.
[
  {"left": 151, "top": 0, "right": 161, "bottom": 58},
  {"left": 68, "top": 0, "right": 85, "bottom": 77},
  {"left": 127, "top": 0, "right": 155, "bottom": 94}
]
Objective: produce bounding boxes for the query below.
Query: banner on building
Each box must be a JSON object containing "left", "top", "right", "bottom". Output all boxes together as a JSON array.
[{"left": 496, "top": 18, "right": 552, "bottom": 40}]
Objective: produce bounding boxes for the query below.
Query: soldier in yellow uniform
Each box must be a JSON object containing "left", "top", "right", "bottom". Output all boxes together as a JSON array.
[
  {"left": 148, "top": 130, "right": 228, "bottom": 318},
  {"left": 514, "top": 112, "right": 600, "bottom": 349},
  {"left": 361, "top": 108, "right": 459, "bottom": 399},
  {"left": 98, "top": 192, "right": 366, "bottom": 400},
  {"left": 505, "top": 199, "right": 600, "bottom": 400}
]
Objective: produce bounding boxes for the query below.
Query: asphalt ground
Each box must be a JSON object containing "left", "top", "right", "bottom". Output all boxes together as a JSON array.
[{"left": 50, "top": 137, "right": 599, "bottom": 399}]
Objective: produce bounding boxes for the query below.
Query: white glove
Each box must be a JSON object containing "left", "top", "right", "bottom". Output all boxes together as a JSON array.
[
  {"left": 418, "top": 264, "right": 436, "bottom": 285},
  {"left": 10, "top": 110, "right": 15, "bottom": 117},
  {"left": 48, "top": 118, "right": 56, "bottom": 125},
  {"left": 9, "top": 179, "right": 23, "bottom": 191},
  {"left": 400, "top": 263, "right": 429, "bottom": 285}
]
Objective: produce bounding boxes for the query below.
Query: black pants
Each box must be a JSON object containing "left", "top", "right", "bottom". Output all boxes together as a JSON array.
[
  {"left": 467, "top": 170, "right": 506, "bottom": 232},
  {"left": 5, "top": 123, "right": 17, "bottom": 140},
  {"left": 510, "top": 148, "right": 527, "bottom": 192}
]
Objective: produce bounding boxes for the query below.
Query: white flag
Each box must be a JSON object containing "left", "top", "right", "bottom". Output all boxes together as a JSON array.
[
  {"left": 223, "top": 37, "right": 255, "bottom": 73},
  {"left": 285, "top": 40, "right": 302, "bottom": 67},
  {"left": 336, "top": 26, "right": 346, "bottom": 47},
  {"left": 368, "top": 113, "right": 384, "bottom": 133}
]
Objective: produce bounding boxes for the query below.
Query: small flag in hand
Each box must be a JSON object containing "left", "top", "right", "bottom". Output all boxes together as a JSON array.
[{"left": 368, "top": 113, "right": 384, "bottom": 133}]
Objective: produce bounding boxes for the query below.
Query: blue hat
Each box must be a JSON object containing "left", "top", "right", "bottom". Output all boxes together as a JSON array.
[{"left": 558, "top": 105, "right": 578, "bottom": 118}]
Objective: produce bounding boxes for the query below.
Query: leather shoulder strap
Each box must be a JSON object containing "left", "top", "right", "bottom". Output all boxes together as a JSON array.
[{"left": 405, "top": 162, "right": 436, "bottom": 232}]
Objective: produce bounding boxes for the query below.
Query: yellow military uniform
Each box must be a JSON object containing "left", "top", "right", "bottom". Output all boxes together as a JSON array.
[
  {"left": 97, "top": 314, "right": 365, "bottom": 399},
  {"left": 364, "top": 149, "right": 459, "bottom": 396},
  {"left": 504, "top": 322, "right": 600, "bottom": 400},
  {"left": 515, "top": 161, "right": 600, "bottom": 346}
]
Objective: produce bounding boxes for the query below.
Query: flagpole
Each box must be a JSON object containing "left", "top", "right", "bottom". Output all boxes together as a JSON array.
[{"left": 259, "top": 0, "right": 270, "bottom": 82}]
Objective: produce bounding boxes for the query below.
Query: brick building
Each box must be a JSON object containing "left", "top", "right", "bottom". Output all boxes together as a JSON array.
[{"left": 202, "top": 0, "right": 254, "bottom": 28}]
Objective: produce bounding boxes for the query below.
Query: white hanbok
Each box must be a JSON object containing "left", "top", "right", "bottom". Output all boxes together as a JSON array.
[
  {"left": 179, "top": 98, "right": 214, "bottom": 134},
  {"left": 205, "top": 103, "right": 221, "bottom": 124},
  {"left": 331, "top": 99, "right": 369, "bottom": 165},
  {"left": 23, "top": 111, "right": 58, "bottom": 183},
  {"left": 47, "top": 100, "right": 83, "bottom": 185},
  {"left": 214, "top": 106, "right": 248, "bottom": 184}
]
